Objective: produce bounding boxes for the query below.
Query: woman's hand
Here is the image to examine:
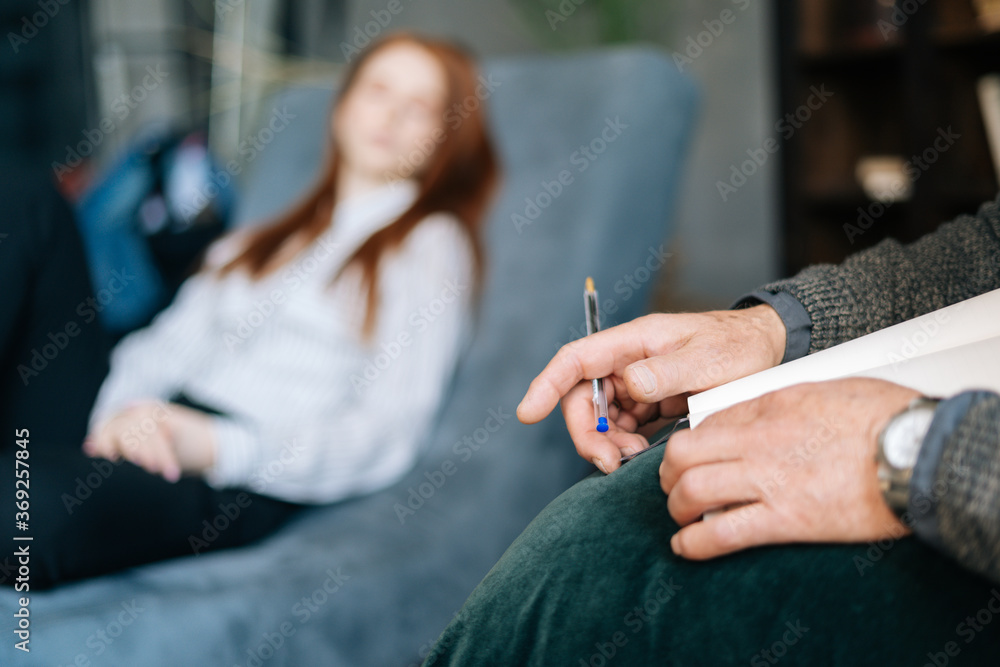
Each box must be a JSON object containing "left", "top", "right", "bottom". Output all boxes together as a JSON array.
[
  {"left": 660, "top": 378, "right": 919, "bottom": 559},
  {"left": 517, "top": 305, "right": 786, "bottom": 473},
  {"left": 84, "top": 401, "right": 217, "bottom": 482}
]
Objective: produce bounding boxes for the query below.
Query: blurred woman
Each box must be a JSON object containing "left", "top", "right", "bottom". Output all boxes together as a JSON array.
[{"left": 1, "top": 32, "right": 497, "bottom": 588}]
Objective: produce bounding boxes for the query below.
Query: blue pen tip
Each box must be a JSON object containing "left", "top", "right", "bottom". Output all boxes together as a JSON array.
[{"left": 597, "top": 418, "right": 609, "bottom": 433}]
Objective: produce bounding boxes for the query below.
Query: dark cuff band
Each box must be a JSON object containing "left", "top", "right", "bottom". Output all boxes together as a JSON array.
[
  {"left": 908, "top": 390, "right": 994, "bottom": 551},
  {"left": 731, "top": 290, "right": 812, "bottom": 364}
]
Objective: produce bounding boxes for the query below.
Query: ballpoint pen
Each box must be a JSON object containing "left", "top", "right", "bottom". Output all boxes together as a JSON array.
[{"left": 584, "top": 277, "right": 610, "bottom": 433}]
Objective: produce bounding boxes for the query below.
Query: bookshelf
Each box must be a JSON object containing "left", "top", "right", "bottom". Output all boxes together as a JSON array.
[{"left": 775, "top": 0, "right": 1000, "bottom": 274}]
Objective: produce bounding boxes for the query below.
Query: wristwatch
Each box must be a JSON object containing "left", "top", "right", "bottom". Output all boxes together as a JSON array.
[{"left": 876, "top": 397, "right": 940, "bottom": 516}]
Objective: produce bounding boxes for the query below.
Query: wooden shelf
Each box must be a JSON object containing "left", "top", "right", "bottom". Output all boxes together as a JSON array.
[
  {"left": 797, "top": 41, "right": 906, "bottom": 64},
  {"left": 933, "top": 22, "right": 1000, "bottom": 44},
  {"left": 775, "top": 0, "right": 1000, "bottom": 274}
]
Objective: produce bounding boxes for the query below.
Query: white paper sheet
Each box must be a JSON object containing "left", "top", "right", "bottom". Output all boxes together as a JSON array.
[{"left": 688, "top": 288, "right": 1000, "bottom": 427}]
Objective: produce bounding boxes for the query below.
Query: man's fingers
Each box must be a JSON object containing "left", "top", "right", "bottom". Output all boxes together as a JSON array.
[
  {"left": 617, "top": 402, "right": 662, "bottom": 432},
  {"left": 659, "top": 425, "right": 754, "bottom": 492},
  {"left": 655, "top": 394, "right": 691, "bottom": 421},
  {"left": 697, "top": 391, "right": 777, "bottom": 429},
  {"left": 561, "top": 381, "right": 639, "bottom": 474},
  {"left": 666, "top": 461, "right": 759, "bottom": 526},
  {"left": 561, "top": 379, "right": 652, "bottom": 474},
  {"left": 574, "top": 428, "right": 648, "bottom": 474},
  {"left": 670, "top": 503, "right": 784, "bottom": 560},
  {"left": 517, "top": 319, "right": 662, "bottom": 424},
  {"left": 518, "top": 372, "right": 570, "bottom": 425},
  {"left": 624, "top": 341, "right": 738, "bottom": 404},
  {"left": 518, "top": 340, "right": 611, "bottom": 424},
  {"left": 561, "top": 382, "right": 619, "bottom": 468},
  {"left": 608, "top": 430, "right": 650, "bottom": 468}
]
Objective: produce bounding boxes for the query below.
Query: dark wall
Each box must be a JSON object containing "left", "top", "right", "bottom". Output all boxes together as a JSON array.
[{"left": 0, "top": 0, "right": 92, "bottom": 182}]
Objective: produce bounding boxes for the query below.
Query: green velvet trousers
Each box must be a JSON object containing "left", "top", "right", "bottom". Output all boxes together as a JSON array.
[{"left": 423, "top": 441, "right": 1000, "bottom": 666}]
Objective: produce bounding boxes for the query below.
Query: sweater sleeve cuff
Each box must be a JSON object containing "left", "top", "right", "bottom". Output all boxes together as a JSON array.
[
  {"left": 907, "top": 390, "right": 993, "bottom": 550},
  {"left": 731, "top": 290, "right": 812, "bottom": 364},
  {"left": 204, "top": 417, "right": 261, "bottom": 489}
]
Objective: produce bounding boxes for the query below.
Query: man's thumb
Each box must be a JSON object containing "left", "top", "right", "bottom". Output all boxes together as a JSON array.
[{"left": 625, "top": 349, "right": 712, "bottom": 402}]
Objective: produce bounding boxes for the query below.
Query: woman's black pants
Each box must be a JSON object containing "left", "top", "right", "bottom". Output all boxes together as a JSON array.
[{"left": 0, "top": 180, "right": 301, "bottom": 590}]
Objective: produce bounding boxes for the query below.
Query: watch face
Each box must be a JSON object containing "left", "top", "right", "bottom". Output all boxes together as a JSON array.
[{"left": 884, "top": 409, "right": 935, "bottom": 469}]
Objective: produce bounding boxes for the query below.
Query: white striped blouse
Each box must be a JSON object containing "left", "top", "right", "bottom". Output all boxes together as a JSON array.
[{"left": 88, "top": 180, "right": 475, "bottom": 503}]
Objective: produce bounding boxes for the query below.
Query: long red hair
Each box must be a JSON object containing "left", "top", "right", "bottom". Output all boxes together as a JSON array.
[{"left": 216, "top": 32, "right": 498, "bottom": 340}]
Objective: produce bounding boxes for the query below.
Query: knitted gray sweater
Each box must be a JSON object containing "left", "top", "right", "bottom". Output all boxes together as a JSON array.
[{"left": 759, "top": 195, "right": 1000, "bottom": 583}]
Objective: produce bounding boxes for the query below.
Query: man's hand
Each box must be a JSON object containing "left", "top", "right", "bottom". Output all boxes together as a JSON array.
[
  {"left": 660, "top": 378, "right": 920, "bottom": 560},
  {"left": 84, "top": 401, "right": 217, "bottom": 482},
  {"left": 517, "top": 305, "right": 786, "bottom": 473}
]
